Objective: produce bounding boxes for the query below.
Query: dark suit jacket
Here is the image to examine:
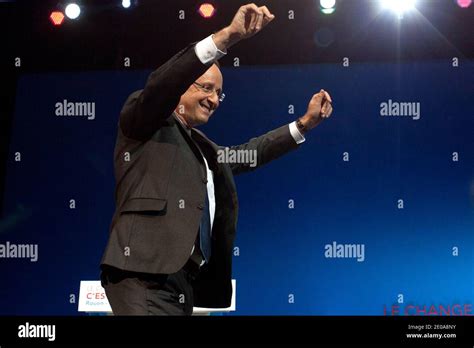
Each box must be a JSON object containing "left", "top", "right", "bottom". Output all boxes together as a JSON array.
[{"left": 100, "top": 42, "right": 301, "bottom": 308}]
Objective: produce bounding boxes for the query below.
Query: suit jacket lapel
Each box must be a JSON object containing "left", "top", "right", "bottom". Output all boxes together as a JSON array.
[
  {"left": 190, "top": 128, "right": 220, "bottom": 173},
  {"left": 171, "top": 112, "right": 222, "bottom": 175},
  {"left": 172, "top": 112, "right": 206, "bottom": 164}
]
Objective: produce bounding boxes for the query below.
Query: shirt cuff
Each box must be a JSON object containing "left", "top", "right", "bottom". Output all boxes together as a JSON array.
[
  {"left": 289, "top": 121, "right": 306, "bottom": 144},
  {"left": 194, "top": 34, "right": 227, "bottom": 65}
]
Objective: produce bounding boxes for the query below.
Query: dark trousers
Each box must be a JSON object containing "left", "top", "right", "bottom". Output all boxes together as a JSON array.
[{"left": 100, "top": 264, "right": 198, "bottom": 316}]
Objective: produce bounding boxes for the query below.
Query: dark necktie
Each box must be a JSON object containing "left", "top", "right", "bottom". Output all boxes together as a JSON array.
[
  {"left": 199, "top": 192, "right": 212, "bottom": 263},
  {"left": 191, "top": 129, "right": 212, "bottom": 263}
]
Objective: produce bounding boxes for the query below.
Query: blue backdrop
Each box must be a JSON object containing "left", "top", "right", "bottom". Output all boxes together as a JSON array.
[{"left": 1, "top": 60, "right": 473, "bottom": 315}]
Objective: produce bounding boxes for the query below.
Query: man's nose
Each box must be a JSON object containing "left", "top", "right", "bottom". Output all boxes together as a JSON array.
[{"left": 207, "top": 93, "right": 219, "bottom": 109}]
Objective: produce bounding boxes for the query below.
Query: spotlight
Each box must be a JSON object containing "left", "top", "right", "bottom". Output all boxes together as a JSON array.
[
  {"left": 320, "top": 0, "right": 336, "bottom": 14},
  {"left": 49, "top": 11, "right": 65, "bottom": 26},
  {"left": 65, "top": 3, "right": 81, "bottom": 20},
  {"left": 198, "top": 3, "right": 216, "bottom": 19},
  {"left": 457, "top": 0, "right": 472, "bottom": 8},
  {"left": 122, "top": 0, "right": 131, "bottom": 8},
  {"left": 381, "top": 0, "right": 416, "bottom": 16}
]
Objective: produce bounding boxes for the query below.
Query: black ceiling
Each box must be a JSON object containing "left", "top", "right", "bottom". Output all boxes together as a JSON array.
[{"left": 1, "top": 0, "right": 473, "bottom": 72}]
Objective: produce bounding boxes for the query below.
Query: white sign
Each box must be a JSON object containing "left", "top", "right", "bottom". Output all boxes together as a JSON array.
[{"left": 78, "top": 281, "right": 112, "bottom": 313}]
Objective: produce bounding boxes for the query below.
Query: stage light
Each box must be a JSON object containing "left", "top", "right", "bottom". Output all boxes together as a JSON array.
[
  {"left": 381, "top": 0, "right": 416, "bottom": 16},
  {"left": 49, "top": 11, "right": 65, "bottom": 26},
  {"left": 198, "top": 3, "right": 216, "bottom": 18},
  {"left": 457, "top": 0, "right": 472, "bottom": 8},
  {"left": 320, "top": 0, "right": 336, "bottom": 14},
  {"left": 122, "top": 0, "right": 131, "bottom": 8},
  {"left": 65, "top": 3, "right": 81, "bottom": 19}
]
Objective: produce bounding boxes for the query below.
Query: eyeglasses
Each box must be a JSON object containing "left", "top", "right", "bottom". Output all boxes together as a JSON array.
[{"left": 193, "top": 82, "right": 225, "bottom": 103}]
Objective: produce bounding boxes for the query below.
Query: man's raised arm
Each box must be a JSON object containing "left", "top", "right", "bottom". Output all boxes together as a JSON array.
[{"left": 224, "top": 90, "right": 333, "bottom": 175}]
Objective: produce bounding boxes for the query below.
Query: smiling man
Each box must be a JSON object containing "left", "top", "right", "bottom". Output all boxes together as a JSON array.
[
  {"left": 175, "top": 63, "right": 223, "bottom": 127},
  {"left": 100, "top": 3, "right": 333, "bottom": 315}
]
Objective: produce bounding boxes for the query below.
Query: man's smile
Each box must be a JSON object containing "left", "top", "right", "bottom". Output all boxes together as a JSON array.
[{"left": 199, "top": 102, "right": 212, "bottom": 114}]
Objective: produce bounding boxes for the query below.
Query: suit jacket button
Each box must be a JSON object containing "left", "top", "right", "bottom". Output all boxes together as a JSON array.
[
  {"left": 202, "top": 178, "right": 207, "bottom": 184},
  {"left": 197, "top": 204, "right": 204, "bottom": 210}
]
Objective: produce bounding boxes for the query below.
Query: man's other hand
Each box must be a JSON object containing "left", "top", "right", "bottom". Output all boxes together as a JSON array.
[{"left": 299, "top": 90, "right": 333, "bottom": 132}]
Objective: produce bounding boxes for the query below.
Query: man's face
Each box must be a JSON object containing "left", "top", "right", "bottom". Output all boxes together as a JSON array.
[{"left": 175, "top": 64, "right": 223, "bottom": 127}]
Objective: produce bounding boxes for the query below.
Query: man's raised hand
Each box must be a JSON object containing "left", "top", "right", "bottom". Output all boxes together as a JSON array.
[
  {"left": 213, "top": 4, "right": 275, "bottom": 50},
  {"left": 228, "top": 4, "right": 275, "bottom": 40}
]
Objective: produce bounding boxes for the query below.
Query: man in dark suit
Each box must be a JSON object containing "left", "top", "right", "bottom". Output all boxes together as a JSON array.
[{"left": 100, "top": 3, "right": 333, "bottom": 315}]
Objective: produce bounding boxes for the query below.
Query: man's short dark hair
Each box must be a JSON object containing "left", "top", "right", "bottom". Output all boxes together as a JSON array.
[{"left": 213, "top": 60, "right": 221, "bottom": 68}]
